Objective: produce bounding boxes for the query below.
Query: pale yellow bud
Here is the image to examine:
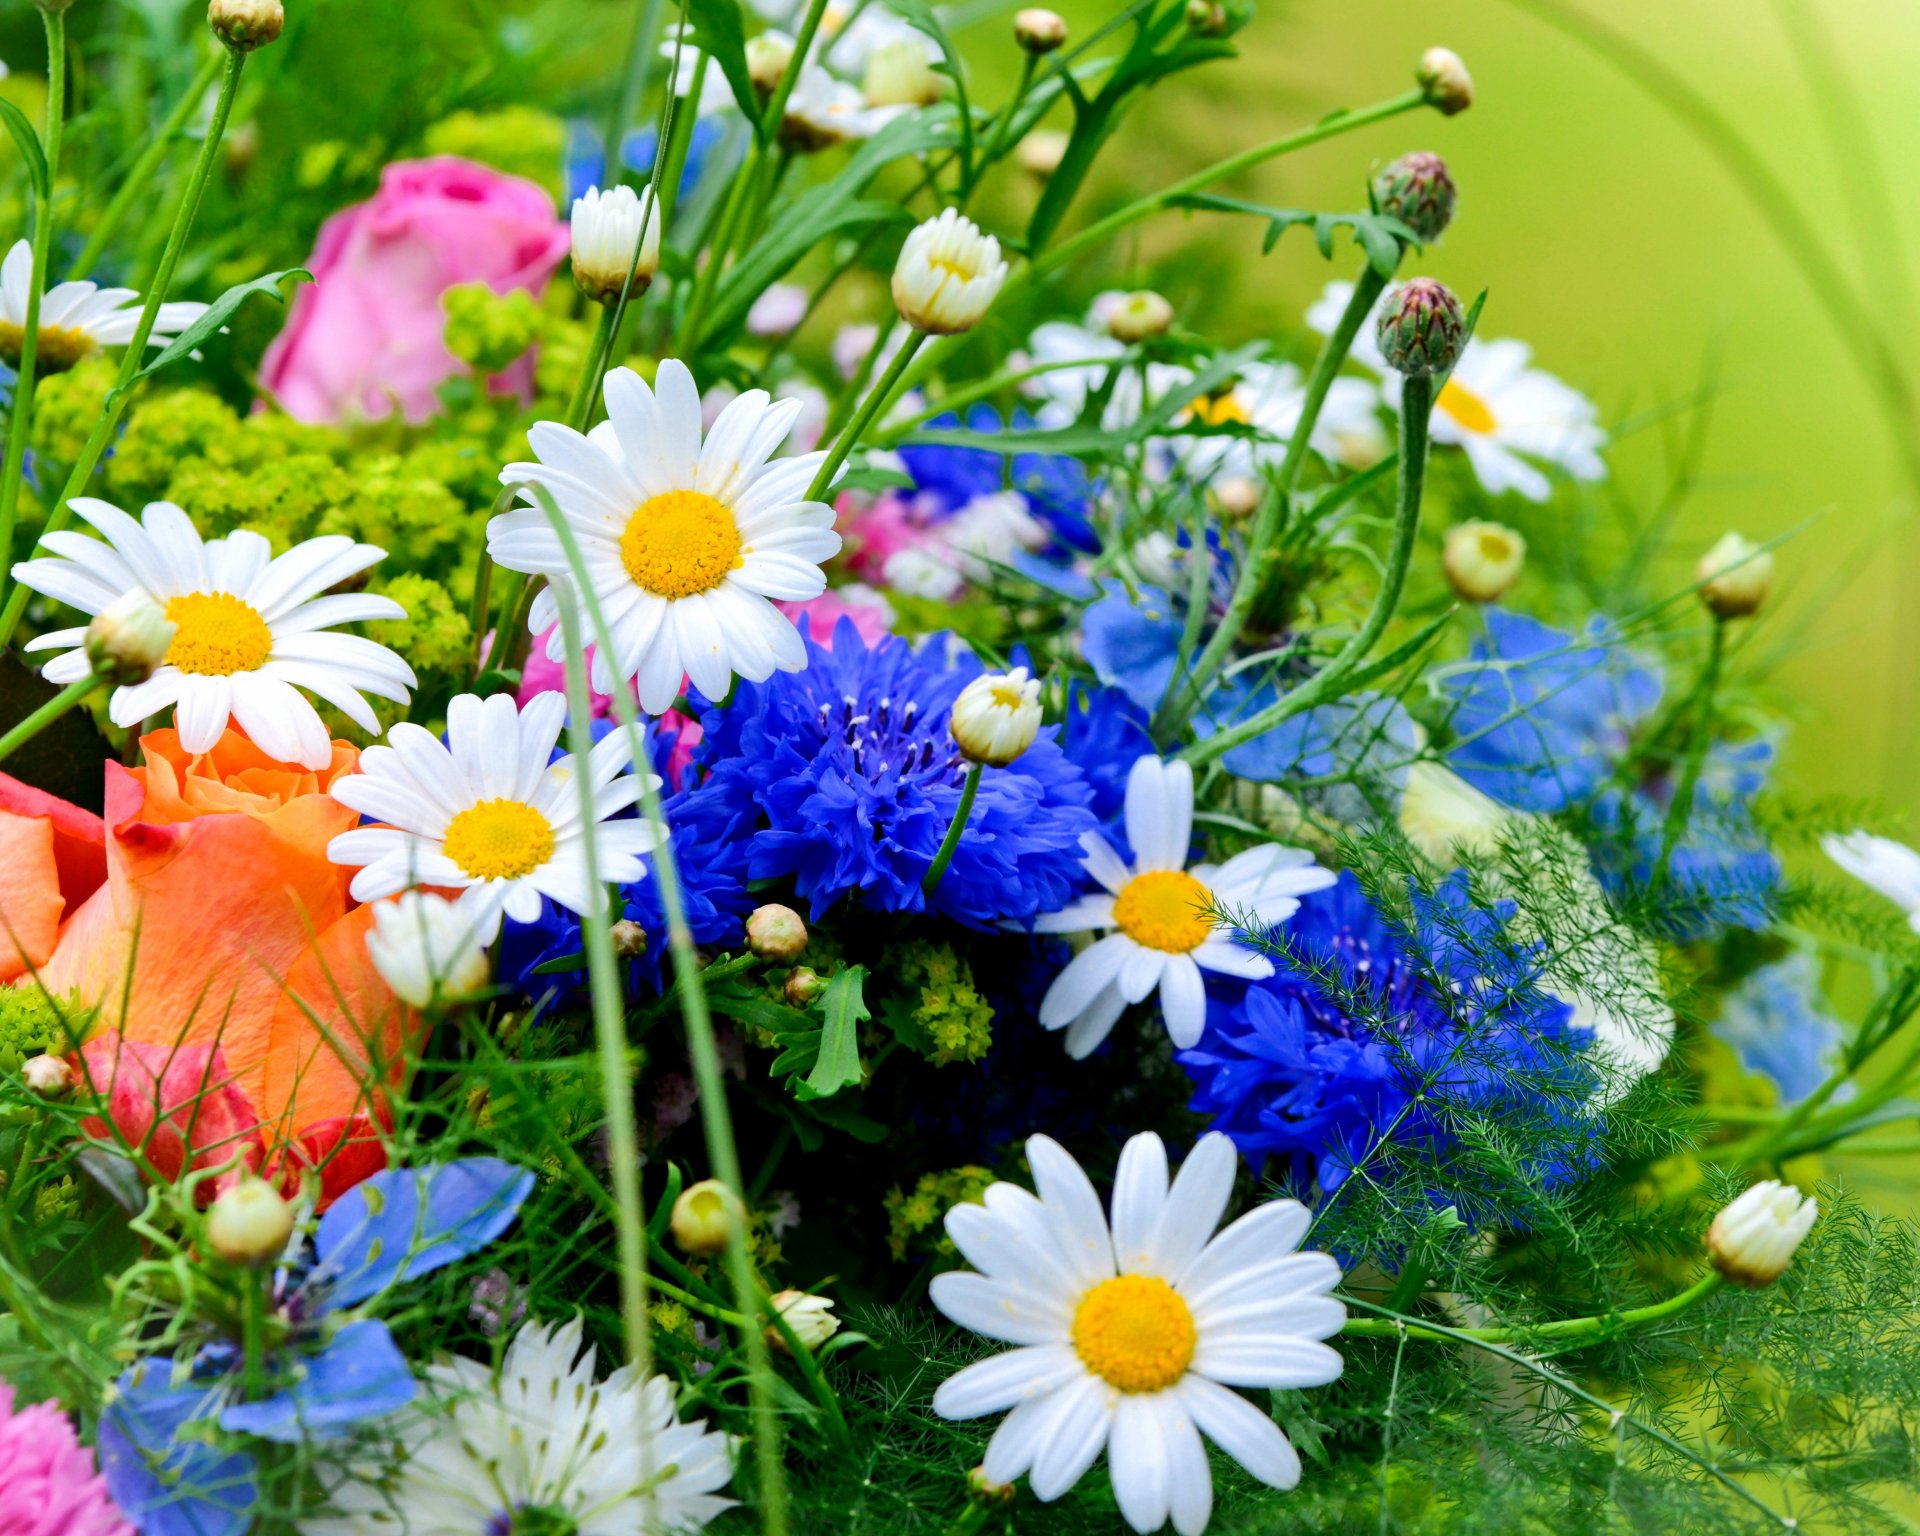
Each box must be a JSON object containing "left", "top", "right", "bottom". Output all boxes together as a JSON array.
[
  {"left": 1695, "top": 532, "right": 1772, "bottom": 619},
  {"left": 208, "top": 0, "right": 284, "bottom": 51},
  {"left": 766, "top": 1289, "right": 840, "bottom": 1353},
  {"left": 863, "top": 41, "right": 942, "bottom": 109},
  {"left": 1417, "top": 47, "right": 1473, "bottom": 115},
  {"left": 1013, "top": 8, "right": 1067, "bottom": 53},
  {"left": 22, "top": 1055, "right": 72, "bottom": 1098},
  {"left": 746, "top": 33, "right": 795, "bottom": 96},
  {"left": 746, "top": 903, "right": 808, "bottom": 962},
  {"left": 784, "top": 966, "right": 826, "bottom": 1007},
  {"left": 1016, "top": 129, "right": 1069, "bottom": 178},
  {"left": 670, "top": 1178, "right": 740, "bottom": 1256},
  {"left": 1398, "top": 762, "right": 1511, "bottom": 864},
  {"left": 1105, "top": 291, "right": 1174, "bottom": 345},
  {"left": 1707, "top": 1180, "right": 1816, "bottom": 1287},
  {"left": 570, "top": 185, "right": 661, "bottom": 305},
  {"left": 206, "top": 1176, "right": 295, "bottom": 1266},
  {"left": 1211, "top": 476, "right": 1261, "bottom": 520},
  {"left": 1442, "top": 520, "right": 1525, "bottom": 604},
  {"left": 950, "top": 668, "right": 1043, "bottom": 767}
]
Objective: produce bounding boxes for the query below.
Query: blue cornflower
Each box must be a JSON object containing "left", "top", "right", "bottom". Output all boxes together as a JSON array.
[
  {"left": 682, "top": 617, "right": 1097, "bottom": 927},
  {"left": 100, "top": 1161, "right": 532, "bottom": 1536},
  {"left": 564, "top": 119, "right": 724, "bottom": 206},
  {"left": 1714, "top": 953, "right": 1851, "bottom": 1105},
  {"left": 1178, "top": 872, "right": 1595, "bottom": 1210},
  {"left": 899, "top": 405, "right": 1099, "bottom": 553},
  {"left": 1438, "top": 609, "right": 1663, "bottom": 812},
  {"left": 1192, "top": 683, "right": 1417, "bottom": 822}
]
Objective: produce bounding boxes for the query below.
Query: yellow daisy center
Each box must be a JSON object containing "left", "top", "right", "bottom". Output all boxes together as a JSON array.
[
  {"left": 1186, "top": 391, "right": 1250, "bottom": 428},
  {"left": 988, "top": 680, "right": 1026, "bottom": 709},
  {"left": 163, "top": 592, "right": 273, "bottom": 676},
  {"left": 1437, "top": 378, "right": 1497, "bottom": 435},
  {"left": 442, "top": 798, "right": 555, "bottom": 882},
  {"left": 1071, "top": 1274, "right": 1197, "bottom": 1394},
  {"left": 620, "top": 489, "right": 744, "bottom": 599},
  {"left": 0, "top": 321, "right": 98, "bottom": 374},
  {"left": 1112, "top": 869, "right": 1215, "bottom": 954}
]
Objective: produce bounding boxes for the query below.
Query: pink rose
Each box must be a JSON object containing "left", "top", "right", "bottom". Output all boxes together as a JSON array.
[{"left": 261, "top": 156, "right": 569, "bottom": 424}]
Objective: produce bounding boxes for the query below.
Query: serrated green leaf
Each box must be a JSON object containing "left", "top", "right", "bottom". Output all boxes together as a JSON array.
[
  {"left": 804, "top": 964, "right": 868, "bottom": 1098},
  {"left": 112, "top": 268, "right": 311, "bottom": 401}
]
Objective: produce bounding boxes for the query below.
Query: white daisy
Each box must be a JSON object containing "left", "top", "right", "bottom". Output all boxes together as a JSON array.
[
  {"left": 489, "top": 360, "right": 843, "bottom": 715},
  {"left": 326, "top": 690, "right": 659, "bottom": 941},
  {"left": 1823, "top": 831, "right": 1920, "bottom": 933},
  {"left": 780, "top": 66, "right": 907, "bottom": 149},
  {"left": 1034, "top": 757, "right": 1336, "bottom": 1057},
  {"left": 1309, "top": 279, "right": 1607, "bottom": 502},
  {"left": 0, "top": 238, "right": 209, "bottom": 372},
  {"left": 931, "top": 1130, "right": 1344, "bottom": 1536},
  {"left": 12, "top": 498, "right": 414, "bottom": 769},
  {"left": 1162, "top": 359, "right": 1385, "bottom": 476},
  {"left": 307, "top": 1316, "right": 735, "bottom": 1535}
]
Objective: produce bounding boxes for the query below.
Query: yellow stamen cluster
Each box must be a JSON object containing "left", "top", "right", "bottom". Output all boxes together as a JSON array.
[
  {"left": 1185, "top": 391, "right": 1250, "bottom": 428},
  {"left": 1071, "top": 1274, "right": 1197, "bottom": 1393},
  {"left": 163, "top": 592, "right": 273, "bottom": 676},
  {"left": 442, "top": 799, "right": 556, "bottom": 882},
  {"left": 621, "top": 490, "right": 743, "bottom": 599},
  {"left": 1437, "top": 378, "right": 1496, "bottom": 434},
  {"left": 1113, "top": 869, "right": 1215, "bottom": 954},
  {"left": 0, "top": 321, "right": 99, "bottom": 374}
]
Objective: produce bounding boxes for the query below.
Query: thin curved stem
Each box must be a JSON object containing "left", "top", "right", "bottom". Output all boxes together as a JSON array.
[
  {"left": 0, "top": 672, "right": 102, "bottom": 765},
  {"left": 1341, "top": 1270, "right": 1724, "bottom": 1345},
  {"left": 805, "top": 330, "right": 927, "bottom": 502},
  {"left": 921, "top": 762, "right": 982, "bottom": 898}
]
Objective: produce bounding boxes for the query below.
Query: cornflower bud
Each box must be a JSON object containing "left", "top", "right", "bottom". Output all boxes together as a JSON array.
[
  {"left": 892, "top": 209, "right": 1008, "bottom": 335},
  {"left": 746, "top": 32, "right": 795, "bottom": 96},
  {"left": 208, "top": 0, "right": 284, "bottom": 51},
  {"left": 570, "top": 184, "right": 661, "bottom": 305},
  {"left": 950, "top": 668, "right": 1043, "bottom": 767},
  {"left": 1014, "top": 9, "right": 1067, "bottom": 53},
  {"left": 671, "top": 1178, "right": 741, "bottom": 1256},
  {"left": 864, "top": 40, "right": 942, "bottom": 108},
  {"left": 1417, "top": 47, "right": 1473, "bottom": 115},
  {"left": 785, "top": 966, "right": 826, "bottom": 1007},
  {"left": 1372, "top": 151, "right": 1457, "bottom": 243},
  {"left": 1442, "top": 520, "right": 1525, "bottom": 603},
  {"left": 1376, "top": 277, "right": 1465, "bottom": 377},
  {"left": 1695, "top": 531, "right": 1773, "bottom": 619},
  {"left": 746, "top": 903, "right": 808, "bottom": 963},
  {"left": 85, "top": 591, "right": 176, "bottom": 687},
  {"left": 365, "top": 892, "right": 491, "bottom": 1010},
  {"left": 1105, "top": 291, "right": 1175, "bottom": 344},
  {"left": 22, "top": 1055, "right": 72, "bottom": 1098},
  {"left": 766, "top": 1289, "right": 840, "bottom": 1353},
  {"left": 206, "top": 1176, "right": 295, "bottom": 1267},
  {"left": 1708, "top": 1180, "right": 1817, "bottom": 1288}
]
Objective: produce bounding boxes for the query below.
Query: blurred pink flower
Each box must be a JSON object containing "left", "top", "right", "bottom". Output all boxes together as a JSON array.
[
  {"left": 261, "top": 156, "right": 569, "bottom": 424},
  {"left": 838, "top": 490, "right": 939, "bottom": 584},
  {"left": 0, "top": 1380, "right": 132, "bottom": 1536},
  {"left": 777, "top": 588, "right": 893, "bottom": 648}
]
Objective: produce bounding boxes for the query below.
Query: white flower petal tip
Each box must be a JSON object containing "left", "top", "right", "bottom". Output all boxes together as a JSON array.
[
  {"left": 893, "top": 209, "right": 1008, "bottom": 335},
  {"left": 1708, "top": 1180, "right": 1816, "bottom": 1288}
]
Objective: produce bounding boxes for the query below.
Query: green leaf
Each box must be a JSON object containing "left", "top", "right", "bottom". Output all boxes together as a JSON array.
[
  {"left": 1170, "top": 194, "right": 1418, "bottom": 275},
  {"left": 111, "top": 268, "right": 312, "bottom": 402},
  {"left": 684, "top": 0, "right": 759, "bottom": 123},
  {"left": 0, "top": 98, "right": 48, "bottom": 200},
  {"left": 804, "top": 965, "right": 869, "bottom": 1098},
  {"left": 531, "top": 952, "right": 589, "bottom": 975},
  {"left": 833, "top": 463, "right": 917, "bottom": 496}
]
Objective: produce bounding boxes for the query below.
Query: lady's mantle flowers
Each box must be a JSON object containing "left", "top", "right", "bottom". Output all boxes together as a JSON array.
[
  {"left": 490, "top": 360, "right": 842, "bottom": 713},
  {"left": 0, "top": 239, "right": 209, "bottom": 372},
  {"left": 13, "top": 500, "right": 415, "bottom": 770},
  {"left": 309, "top": 1316, "right": 735, "bottom": 1535},
  {"left": 931, "top": 1131, "right": 1344, "bottom": 1535},
  {"left": 1035, "top": 756, "right": 1334, "bottom": 1056},
  {"left": 326, "top": 690, "right": 658, "bottom": 939}
]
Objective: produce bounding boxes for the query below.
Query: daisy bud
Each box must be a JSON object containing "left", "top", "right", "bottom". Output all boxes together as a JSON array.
[
  {"left": 85, "top": 591, "right": 177, "bottom": 688},
  {"left": 766, "top": 1289, "right": 840, "bottom": 1353},
  {"left": 671, "top": 1178, "right": 741, "bottom": 1256},
  {"left": 892, "top": 210, "right": 1008, "bottom": 336},
  {"left": 1017, "top": 129, "right": 1069, "bottom": 178},
  {"left": 950, "top": 668, "right": 1043, "bottom": 768},
  {"left": 1707, "top": 1180, "right": 1817, "bottom": 1288},
  {"left": 1417, "top": 46, "right": 1474, "bottom": 115},
  {"left": 746, "top": 32, "right": 795, "bottom": 96},
  {"left": 746, "top": 903, "right": 809, "bottom": 963},
  {"left": 1105, "top": 291, "right": 1175, "bottom": 345},
  {"left": 208, "top": 0, "right": 284, "bottom": 51},
  {"left": 967, "top": 1466, "right": 1017, "bottom": 1509},
  {"left": 206, "top": 1176, "right": 295, "bottom": 1267},
  {"left": 1442, "top": 520, "right": 1526, "bottom": 604},
  {"left": 366, "top": 892, "right": 491, "bottom": 1010},
  {"left": 1014, "top": 8, "right": 1067, "bottom": 53},
  {"left": 864, "top": 40, "right": 942, "bottom": 108},
  {"left": 571, "top": 184, "right": 661, "bottom": 306},
  {"left": 1211, "top": 476, "right": 1261, "bottom": 520},
  {"left": 22, "top": 1055, "right": 72, "bottom": 1098},
  {"left": 610, "top": 919, "right": 649, "bottom": 960},
  {"left": 1184, "top": 0, "right": 1228, "bottom": 36},
  {"left": 1696, "top": 531, "right": 1773, "bottom": 620},
  {"left": 785, "top": 966, "right": 826, "bottom": 1007},
  {"left": 1376, "top": 277, "right": 1465, "bottom": 377},
  {"left": 1398, "top": 761, "right": 1511, "bottom": 864},
  {"left": 1372, "top": 151, "right": 1457, "bottom": 244}
]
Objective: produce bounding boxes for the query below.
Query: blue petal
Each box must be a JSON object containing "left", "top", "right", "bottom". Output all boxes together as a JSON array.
[
  {"left": 216, "top": 1320, "right": 416, "bottom": 1443},
  {"left": 313, "top": 1158, "right": 534, "bottom": 1307},
  {"left": 99, "top": 1362, "right": 256, "bottom": 1536},
  {"left": 1082, "top": 582, "right": 1183, "bottom": 710}
]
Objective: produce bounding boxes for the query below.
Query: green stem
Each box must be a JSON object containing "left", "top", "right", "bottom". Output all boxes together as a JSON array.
[
  {"left": 0, "top": 672, "right": 103, "bottom": 765},
  {"left": 971, "top": 52, "right": 1037, "bottom": 197},
  {"left": 0, "top": 10, "right": 68, "bottom": 622},
  {"left": 921, "top": 761, "right": 982, "bottom": 898},
  {"left": 240, "top": 1268, "right": 267, "bottom": 1397},
  {"left": 0, "top": 45, "right": 248, "bottom": 653},
  {"left": 1340, "top": 1270, "right": 1724, "bottom": 1345},
  {"left": 1156, "top": 263, "right": 1393, "bottom": 736},
  {"left": 1650, "top": 618, "right": 1724, "bottom": 894},
  {"left": 819, "top": 317, "right": 897, "bottom": 443},
  {"left": 69, "top": 47, "right": 224, "bottom": 282},
  {"left": 805, "top": 330, "right": 928, "bottom": 502},
  {"left": 550, "top": 584, "right": 654, "bottom": 1374},
  {"left": 1183, "top": 368, "right": 1432, "bottom": 767},
  {"left": 758, "top": 0, "right": 831, "bottom": 147},
  {"left": 566, "top": 303, "right": 620, "bottom": 431},
  {"left": 944, "top": 1502, "right": 993, "bottom": 1536}
]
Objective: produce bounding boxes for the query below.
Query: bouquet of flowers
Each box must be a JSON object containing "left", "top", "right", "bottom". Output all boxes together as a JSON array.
[{"left": 0, "top": 1, "right": 1915, "bottom": 1532}]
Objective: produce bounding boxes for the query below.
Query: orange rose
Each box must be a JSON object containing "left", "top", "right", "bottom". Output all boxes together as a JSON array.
[{"left": 4, "top": 726, "right": 417, "bottom": 1203}]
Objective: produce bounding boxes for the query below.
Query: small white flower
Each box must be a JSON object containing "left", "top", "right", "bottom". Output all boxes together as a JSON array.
[
  {"left": 660, "top": 28, "right": 746, "bottom": 115},
  {"left": 308, "top": 1316, "right": 735, "bottom": 1535},
  {"left": 0, "top": 239, "right": 209, "bottom": 371},
  {"left": 326, "top": 691, "right": 660, "bottom": 941},
  {"left": 1163, "top": 359, "right": 1384, "bottom": 477},
  {"left": 782, "top": 67, "right": 906, "bottom": 149},
  {"left": 932, "top": 1130, "right": 1344, "bottom": 1535},
  {"left": 570, "top": 184, "right": 661, "bottom": 303},
  {"left": 1823, "top": 831, "right": 1920, "bottom": 933},
  {"left": 365, "top": 891, "right": 493, "bottom": 1009},
  {"left": 1025, "top": 312, "right": 1133, "bottom": 430},
  {"left": 892, "top": 209, "right": 1008, "bottom": 336},
  {"left": 767, "top": 1289, "right": 840, "bottom": 1352},
  {"left": 1034, "top": 757, "right": 1336, "bottom": 1056},
  {"left": 490, "top": 360, "right": 842, "bottom": 714},
  {"left": 1707, "top": 1179, "right": 1817, "bottom": 1288},
  {"left": 951, "top": 667, "right": 1043, "bottom": 767},
  {"left": 13, "top": 499, "right": 414, "bottom": 769}
]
